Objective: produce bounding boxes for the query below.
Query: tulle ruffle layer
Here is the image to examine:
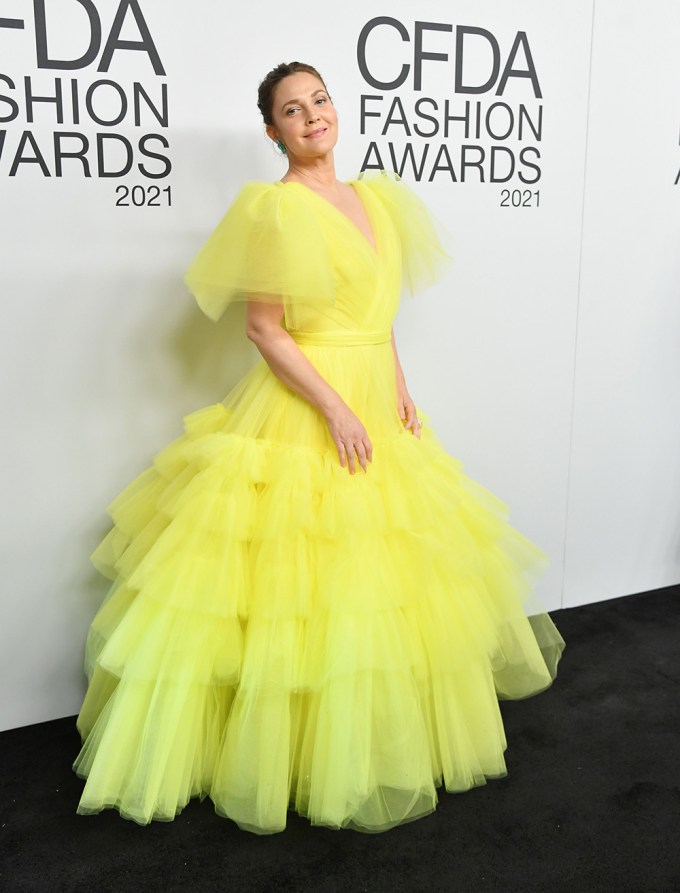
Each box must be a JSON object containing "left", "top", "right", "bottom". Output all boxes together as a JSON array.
[{"left": 75, "top": 398, "right": 564, "bottom": 833}]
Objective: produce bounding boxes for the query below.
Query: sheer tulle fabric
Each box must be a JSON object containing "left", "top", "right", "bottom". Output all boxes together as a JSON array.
[
  {"left": 183, "top": 171, "right": 451, "bottom": 324},
  {"left": 74, "top": 171, "right": 564, "bottom": 833}
]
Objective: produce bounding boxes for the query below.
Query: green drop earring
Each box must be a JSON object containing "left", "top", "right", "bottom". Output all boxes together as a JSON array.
[{"left": 275, "top": 138, "right": 287, "bottom": 155}]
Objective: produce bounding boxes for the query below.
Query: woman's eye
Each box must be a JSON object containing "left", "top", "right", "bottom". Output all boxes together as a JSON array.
[
  {"left": 286, "top": 107, "right": 299, "bottom": 116},
  {"left": 316, "top": 97, "right": 326, "bottom": 105}
]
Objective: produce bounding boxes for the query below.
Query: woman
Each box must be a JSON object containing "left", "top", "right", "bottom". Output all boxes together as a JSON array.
[{"left": 73, "top": 61, "right": 565, "bottom": 834}]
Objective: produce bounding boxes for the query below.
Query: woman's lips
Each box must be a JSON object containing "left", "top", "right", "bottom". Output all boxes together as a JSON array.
[{"left": 304, "top": 127, "right": 327, "bottom": 138}]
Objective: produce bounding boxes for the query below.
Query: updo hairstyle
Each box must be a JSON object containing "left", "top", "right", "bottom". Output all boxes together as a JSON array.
[{"left": 257, "top": 61, "right": 330, "bottom": 125}]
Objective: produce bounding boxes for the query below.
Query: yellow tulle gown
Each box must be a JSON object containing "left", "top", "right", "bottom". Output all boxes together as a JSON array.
[{"left": 73, "top": 170, "right": 565, "bottom": 834}]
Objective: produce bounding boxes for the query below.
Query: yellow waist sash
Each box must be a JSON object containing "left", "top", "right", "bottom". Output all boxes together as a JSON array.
[{"left": 290, "top": 330, "right": 391, "bottom": 347}]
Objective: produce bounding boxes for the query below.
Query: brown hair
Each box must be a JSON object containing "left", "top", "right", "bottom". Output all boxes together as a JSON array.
[{"left": 257, "top": 61, "right": 329, "bottom": 125}]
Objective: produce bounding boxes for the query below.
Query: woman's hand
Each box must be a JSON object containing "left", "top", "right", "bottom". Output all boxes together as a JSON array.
[
  {"left": 325, "top": 404, "right": 373, "bottom": 474},
  {"left": 397, "top": 385, "right": 422, "bottom": 439},
  {"left": 391, "top": 328, "right": 421, "bottom": 439}
]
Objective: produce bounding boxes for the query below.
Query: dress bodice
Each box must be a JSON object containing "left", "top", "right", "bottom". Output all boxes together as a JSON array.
[{"left": 274, "top": 178, "right": 402, "bottom": 341}]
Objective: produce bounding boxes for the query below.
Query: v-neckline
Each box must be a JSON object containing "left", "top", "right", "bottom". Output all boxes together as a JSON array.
[{"left": 277, "top": 179, "right": 379, "bottom": 256}]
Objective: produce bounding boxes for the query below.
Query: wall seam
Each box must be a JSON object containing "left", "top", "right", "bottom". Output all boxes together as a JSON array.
[{"left": 561, "top": 0, "right": 598, "bottom": 609}]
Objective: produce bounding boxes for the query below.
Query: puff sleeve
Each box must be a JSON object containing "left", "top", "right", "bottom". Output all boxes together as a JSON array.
[
  {"left": 358, "top": 170, "right": 452, "bottom": 295},
  {"left": 184, "top": 181, "right": 336, "bottom": 322}
]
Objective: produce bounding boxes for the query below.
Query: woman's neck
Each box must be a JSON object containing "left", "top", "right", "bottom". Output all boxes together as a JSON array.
[{"left": 281, "top": 154, "right": 339, "bottom": 193}]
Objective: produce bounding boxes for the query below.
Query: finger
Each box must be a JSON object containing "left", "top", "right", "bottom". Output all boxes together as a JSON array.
[
  {"left": 355, "top": 442, "right": 367, "bottom": 473},
  {"left": 364, "top": 436, "right": 373, "bottom": 463},
  {"left": 336, "top": 441, "right": 346, "bottom": 467},
  {"left": 345, "top": 443, "right": 356, "bottom": 475},
  {"left": 398, "top": 400, "right": 406, "bottom": 421}
]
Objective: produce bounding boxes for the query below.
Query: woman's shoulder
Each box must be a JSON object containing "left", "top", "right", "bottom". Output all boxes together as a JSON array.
[
  {"left": 350, "top": 169, "right": 422, "bottom": 208},
  {"left": 225, "top": 179, "right": 283, "bottom": 215},
  {"left": 350, "top": 169, "right": 406, "bottom": 191},
  {"left": 225, "top": 178, "right": 324, "bottom": 229},
  {"left": 350, "top": 169, "right": 401, "bottom": 187}
]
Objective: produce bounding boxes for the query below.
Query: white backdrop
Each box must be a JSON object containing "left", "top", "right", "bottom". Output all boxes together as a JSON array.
[
  {"left": 0, "top": 0, "right": 678, "bottom": 731},
  {"left": 563, "top": 0, "right": 680, "bottom": 606}
]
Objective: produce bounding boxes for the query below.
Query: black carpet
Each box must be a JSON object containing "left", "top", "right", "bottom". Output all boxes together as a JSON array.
[{"left": 1, "top": 585, "right": 678, "bottom": 893}]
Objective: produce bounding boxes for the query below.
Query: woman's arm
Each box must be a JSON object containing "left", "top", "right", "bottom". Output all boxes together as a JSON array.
[
  {"left": 246, "top": 300, "right": 372, "bottom": 473},
  {"left": 391, "top": 328, "right": 421, "bottom": 439}
]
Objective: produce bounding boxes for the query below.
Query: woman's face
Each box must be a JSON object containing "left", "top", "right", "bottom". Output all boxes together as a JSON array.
[{"left": 266, "top": 71, "right": 338, "bottom": 159}]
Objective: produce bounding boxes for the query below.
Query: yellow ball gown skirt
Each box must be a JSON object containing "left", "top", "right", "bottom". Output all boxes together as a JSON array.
[{"left": 73, "top": 171, "right": 565, "bottom": 833}]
